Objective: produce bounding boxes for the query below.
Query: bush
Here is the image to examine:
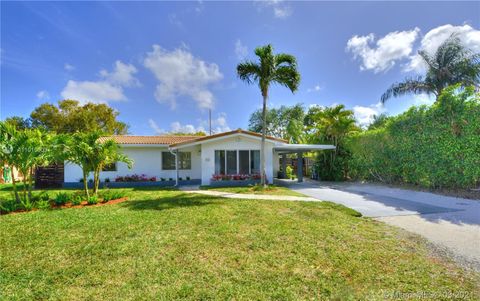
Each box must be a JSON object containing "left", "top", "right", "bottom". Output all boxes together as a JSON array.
[
  {"left": 54, "top": 193, "right": 71, "bottom": 206},
  {"left": 87, "top": 196, "right": 98, "bottom": 205},
  {"left": 285, "top": 166, "right": 293, "bottom": 179},
  {"left": 104, "top": 178, "right": 111, "bottom": 183},
  {"left": 32, "top": 191, "right": 50, "bottom": 203},
  {"left": 0, "top": 199, "right": 18, "bottom": 214},
  {"left": 71, "top": 195, "right": 83, "bottom": 205},
  {"left": 347, "top": 86, "right": 480, "bottom": 189},
  {"left": 186, "top": 176, "right": 191, "bottom": 180},
  {"left": 35, "top": 200, "right": 51, "bottom": 210}
]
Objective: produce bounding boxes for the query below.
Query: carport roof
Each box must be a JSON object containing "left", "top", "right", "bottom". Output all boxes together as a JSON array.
[{"left": 274, "top": 144, "right": 335, "bottom": 153}]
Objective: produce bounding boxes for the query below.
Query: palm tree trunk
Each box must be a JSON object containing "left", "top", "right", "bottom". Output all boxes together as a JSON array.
[
  {"left": 82, "top": 169, "right": 89, "bottom": 198},
  {"left": 93, "top": 168, "right": 100, "bottom": 195},
  {"left": 11, "top": 168, "right": 20, "bottom": 203},
  {"left": 27, "top": 167, "right": 33, "bottom": 201},
  {"left": 261, "top": 93, "right": 267, "bottom": 187}
]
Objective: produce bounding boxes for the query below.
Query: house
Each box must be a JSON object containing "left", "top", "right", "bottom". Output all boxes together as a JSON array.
[{"left": 63, "top": 129, "right": 335, "bottom": 187}]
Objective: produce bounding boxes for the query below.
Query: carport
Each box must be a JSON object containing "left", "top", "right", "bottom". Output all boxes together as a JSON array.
[{"left": 274, "top": 144, "right": 335, "bottom": 182}]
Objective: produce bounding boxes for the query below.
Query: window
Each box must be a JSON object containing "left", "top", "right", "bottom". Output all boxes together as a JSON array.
[
  {"left": 226, "top": 150, "right": 237, "bottom": 174},
  {"left": 250, "top": 150, "right": 260, "bottom": 174},
  {"left": 214, "top": 150, "right": 225, "bottom": 174},
  {"left": 102, "top": 163, "right": 117, "bottom": 172},
  {"left": 239, "top": 150, "right": 249, "bottom": 174},
  {"left": 162, "top": 152, "right": 191, "bottom": 170}
]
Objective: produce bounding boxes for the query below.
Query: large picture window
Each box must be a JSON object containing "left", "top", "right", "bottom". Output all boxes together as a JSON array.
[
  {"left": 214, "top": 150, "right": 260, "bottom": 175},
  {"left": 162, "top": 152, "right": 191, "bottom": 170}
]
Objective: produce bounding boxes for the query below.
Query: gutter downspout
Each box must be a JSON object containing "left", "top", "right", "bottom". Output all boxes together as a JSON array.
[{"left": 169, "top": 149, "right": 179, "bottom": 187}]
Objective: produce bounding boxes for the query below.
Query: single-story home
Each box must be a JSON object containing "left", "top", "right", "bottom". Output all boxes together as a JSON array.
[{"left": 64, "top": 129, "right": 335, "bottom": 187}]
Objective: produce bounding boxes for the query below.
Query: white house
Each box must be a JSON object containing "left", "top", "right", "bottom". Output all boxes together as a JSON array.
[{"left": 64, "top": 129, "right": 335, "bottom": 186}]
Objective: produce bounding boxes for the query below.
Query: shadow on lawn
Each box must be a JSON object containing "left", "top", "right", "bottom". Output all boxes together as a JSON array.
[{"left": 121, "top": 193, "right": 223, "bottom": 211}]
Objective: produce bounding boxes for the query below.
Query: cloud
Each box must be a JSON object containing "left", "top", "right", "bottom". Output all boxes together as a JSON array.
[
  {"left": 256, "top": 0, "right": 292, "bottom": 19},
  {"left": 405, "top": 24, "right": 480, "bottom": 72},
  {"left": 60, "top": 60, "right": 138, "bottom": 104},
  {"left": 412, "top": 94, "right": 436, "bottom": 106},
  {"left": 99, "top": 60, "right": 139, "bottom": 87},
  {"left": 36, "top": 90, "right": 50, "bottom": 100},
  {"left": 307, "top": 84, "right": 323, "bottom": 93},
  {"left": 347, "top": 28, "right": 420, "bottom": 73},
  {"left": 64, "top": 63, "right": 75, "bottom": 71},
  {"left": 353, "top": 102, "right": 385, "bottom": 126},
  {"left": 144, "top": 45, "right": 223, "bottom": 110},
  {"left": 148, "top": 112, "right": 231, "bottom": 135},
  {"left": 235, "top": 39, "right": 248, "bottom": 60}
]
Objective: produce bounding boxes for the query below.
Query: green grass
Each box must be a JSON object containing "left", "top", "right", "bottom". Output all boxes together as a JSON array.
[
  {"left": 1, "top": 187, "right": 478, "bottom": 300},
  {"left": 200, "top": 184, "right": 306, "bottom": 197}
]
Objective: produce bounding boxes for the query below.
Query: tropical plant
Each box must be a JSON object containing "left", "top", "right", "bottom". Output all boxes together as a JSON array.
[
  {"left": 54, "top": 192, "right": 71, "bottom": 206},
  {"left": 237, "top": 44, "right": 300, "bottom": 185},
  {"left": 381, "top": 34, "right": 480, "bottom": 103}
]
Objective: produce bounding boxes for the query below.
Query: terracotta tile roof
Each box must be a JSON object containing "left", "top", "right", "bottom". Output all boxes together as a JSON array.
[
  {"left": 98, "top": 135, "right": 200, "bottom": 145},
  {"left": 100, "top": 129, "right": 287, "bottom": 147},
  {"left": 169, "top": 129, "right": 288, "bottom": 147}
]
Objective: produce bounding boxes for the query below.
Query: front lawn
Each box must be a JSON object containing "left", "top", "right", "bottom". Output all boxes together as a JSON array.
[
  {"left": 200, "top": 184, "right": 306, "bottom": 197},
  {"left": 1, "top": 188, "right": 478, "bottom": 300}
]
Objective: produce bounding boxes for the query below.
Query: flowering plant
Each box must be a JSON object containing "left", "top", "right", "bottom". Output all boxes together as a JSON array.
[
  {"left": 210, "top": 174, "right": 261, "bottom": 181},
  {"left": 115, "top": 174, "right": 156, "bottom": 182}
]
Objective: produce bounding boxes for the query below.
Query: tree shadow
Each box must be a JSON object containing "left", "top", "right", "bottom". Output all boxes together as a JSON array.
[{"left": 120, "top": 192, "right": 224, "bottom": 212}]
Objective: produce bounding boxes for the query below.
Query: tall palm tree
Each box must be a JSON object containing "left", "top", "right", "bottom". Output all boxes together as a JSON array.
[
  {"left": 237, "top": 44, "right": 300, "bottom": 185},
  {"left": 381, "top": 34, "right": 480, "bottom": 103}
]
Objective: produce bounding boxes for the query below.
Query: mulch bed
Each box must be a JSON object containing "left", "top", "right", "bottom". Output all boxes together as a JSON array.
[{"left": 2, "top": 197, "right": 129, "bottom": 215}]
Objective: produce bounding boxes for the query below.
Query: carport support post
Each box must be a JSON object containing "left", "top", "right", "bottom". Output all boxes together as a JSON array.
[
  {"left": 281, "top": 154, "right": 287, "bottom": 179},
  {"left": 175, "top": 150, "right": 179, "bottom": 186},
  {"left": 297, "top": 152, "right": 303, "bottom": 182}
]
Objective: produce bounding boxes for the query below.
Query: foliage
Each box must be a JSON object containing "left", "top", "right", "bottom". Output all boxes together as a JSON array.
[
  {"left": 305, "top": 105, "right": 359, "bottom": 180},
  {"left": 115, "top": 174, "right": 155, "bottom": 182},
  {"left": 54, "top": 192, "right": 71, "bottom": 206},
  {"left": 381, "top": 34, "right": 480, "bottom": 103},
  {"left": 71, "top": 195, "right": 83, "bottom": 206},
  {"left": 101, "top": 190, "right": 126, "bottom": 202},
  {"left": 348, "top": 85, "right": 480, "bottom": 189},
  {"left": 35, "top": 199, "right": 51, "bottom": 210},
  {"left": 87, "top": 195, "right": 99, "bottom": 205},
  {"left": 0, "top": 198, "right": 18, "bottom": 214},
  {"left": 211, "top": 174, "right": 261, "bottom": 181},
  {"left": 237, "top": 44, "right": 301, "bottom": 185},
  {"left": 248, "top": 103, "right": 305, "bottom": 142},
  {"left": 285, "top": 165, "right": 294, "bottom": 179},
  {"left": 30, "top": 99, "right": 128, "bottom": 134}
]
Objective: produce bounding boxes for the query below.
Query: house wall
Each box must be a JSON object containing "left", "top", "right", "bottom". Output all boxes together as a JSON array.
[
  {"left": 64, "top": 145, "right": 202, "bottom": 183},
  {"left": 199, "top": 136, "right": 276, "bottom": 185}
]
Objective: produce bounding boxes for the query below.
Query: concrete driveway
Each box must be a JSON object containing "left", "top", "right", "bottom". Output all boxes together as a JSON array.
[{"left": 280, "top": 180, "right": 480, "bottom": 270}]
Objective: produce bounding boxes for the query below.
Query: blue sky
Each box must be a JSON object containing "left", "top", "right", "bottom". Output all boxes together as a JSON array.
[{"left": 1, "top": 1, "right": 479, "bottom": 134}]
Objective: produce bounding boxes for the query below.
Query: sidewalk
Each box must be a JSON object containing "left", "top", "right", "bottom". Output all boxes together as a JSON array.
[{"left": 180, "top": 187, "right": 319, "bottom": 202}]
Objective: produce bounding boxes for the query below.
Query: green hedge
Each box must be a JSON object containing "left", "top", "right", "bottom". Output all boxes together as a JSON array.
[{"left": 347, "top": 86, "right": 480, "bottom": 189}]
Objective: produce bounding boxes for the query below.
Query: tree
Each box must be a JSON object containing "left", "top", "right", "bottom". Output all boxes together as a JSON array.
[
  {"left": 368, "top": 114, "right": 392, "bottom": 130},
  {"left": 4, "top": 116, "right": 32, "bottom": 130},
  {"left": 248, "top": 104, "right": 305, "bottom": 139},
  {"left": 305, "top": 105, "right": 359, "bottom": 180},
  {"left": 381, "top": 34, "right": 480, "bottom": 103},
  {"left": 237, "top": 45, "right": 300, "bottom": 186},
  {"left": 30, "top": 99, "right": 128, "bottom": 134},
  {"left": 65, "top": 132, "right": 132, "bottom": 197}
]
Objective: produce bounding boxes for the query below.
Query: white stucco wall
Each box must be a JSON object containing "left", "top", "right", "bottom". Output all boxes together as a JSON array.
[
  {"left": 199, "top": 136, "right": 276, "bottom": 185},
  {"left": 64, "top": 145, "right": 201, "bottom": 183}
]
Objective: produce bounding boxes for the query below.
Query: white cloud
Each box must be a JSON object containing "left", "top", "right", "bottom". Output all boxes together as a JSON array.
[
  {"left": 307, "top": 84, "right": 323, "bottom": 93},
  {"left": 64, "top": 63, "right": 75, "bottom": 71},
  {"left": 144, "top": 45, "right": 223, "bottom": 110},
  {"left": 60, "top": 60, "right": 138, "bottom": 104},
  {"left": 99, "top": 60, "right": 139, "bottom": 87},
  {"left": 148, "top": 112, "right": 231, "bottom": 135},
  {"left": 256, "top": 0, "right": 292, "bottom": 19},
  {"left": 347, "top": 28, "right": 420, "bottom": 73},
  {"left": 235, "top": 39, "right": 248, "bottom": 60},
  {"left": 405, "top": 24, "right": 480, "bottom": 72},
  {"left": 353, "top": 102, "right": 385, "bottom": 126},
  {"left": 36, "top": 90, "right": 50, "bottom": 100},
  {"left": 148, "top": 119, "right": 164, "bottom": 134},
  {"left": 412, "top": 94, "right": 436, "bottom": 106}
]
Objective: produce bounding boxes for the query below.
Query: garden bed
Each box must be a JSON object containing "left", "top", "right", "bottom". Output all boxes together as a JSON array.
[
  {"left": 63, "top": 179, "right": 201, "bottom": 188},
  {"left": 209, "top": 179, "right": 261, "bottom": 187}
]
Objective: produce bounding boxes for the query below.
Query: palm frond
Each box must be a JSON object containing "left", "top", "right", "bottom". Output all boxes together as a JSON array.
[
  {"left": 273, "top": 66, "right": 301, "bottom": 93},
  {"left": 275, "top": 53, "right": 297, "bottom": 67},
  {"left": 381, "top": 77, "right": 433, "bottom": 103},
  {"left": 236, "top": 61, "right": 261, "bottom": 85}
]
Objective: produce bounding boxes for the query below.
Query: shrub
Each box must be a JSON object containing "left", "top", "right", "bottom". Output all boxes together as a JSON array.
[
  {"left": 87, "top": 196, "right": 98, "bottom": 205},
  {"left": 347, "top": 86, "right": 480, "bottom": 189},
  {"left": 0, "top": 199, "right": 18, "bottom": 214},
  {"left": 20, "top": 198, "right": 34, "bottom": 211},
  {"left": 54, "top": 193, "right": 71, "bottom": 206},
  {"left": 179, "top": 177, "right": 183, "bottom": 181},
  {"left": 186, "top": 176, "right": 191, "bottom": 180},
  {"left": 71, "top": 195, "right": 83, "bottom": 205},
  {"left": 169, "top": 178, "right": 173, "bottom": 181},
  {"left": 160, "top": 178, "right": 166, "bottom": 181},
  {"left": 104, "top": 178, "right": 111, "bottom": 183},
  {"left": 31, "top": 191, "right": 50, "bottom": 203},
  {"left": 285, "top": 166, "right": 293, "bottom": 179},
  {"left": 115, "top": 174, "right": 154, "bottom": 182},
  {"left": 35, "top": 200, "right": 51, "bottom": 210}
]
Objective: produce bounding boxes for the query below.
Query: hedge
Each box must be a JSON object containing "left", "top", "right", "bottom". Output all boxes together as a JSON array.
[{"left": 347, "top": 86, "right": 480, "bottom": 189}]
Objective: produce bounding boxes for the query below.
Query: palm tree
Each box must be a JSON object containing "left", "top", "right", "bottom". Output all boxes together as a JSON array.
[
  {"left": 237, "top": 44, "right": 300, "bottom": 185},
  {"left": 381, "top": 34, "right": 480, "bottom": 103}
]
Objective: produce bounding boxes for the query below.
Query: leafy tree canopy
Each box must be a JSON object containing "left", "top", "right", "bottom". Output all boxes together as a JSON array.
[{"left": 28, "top": 99, "right": 128, "bottom": 134}]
